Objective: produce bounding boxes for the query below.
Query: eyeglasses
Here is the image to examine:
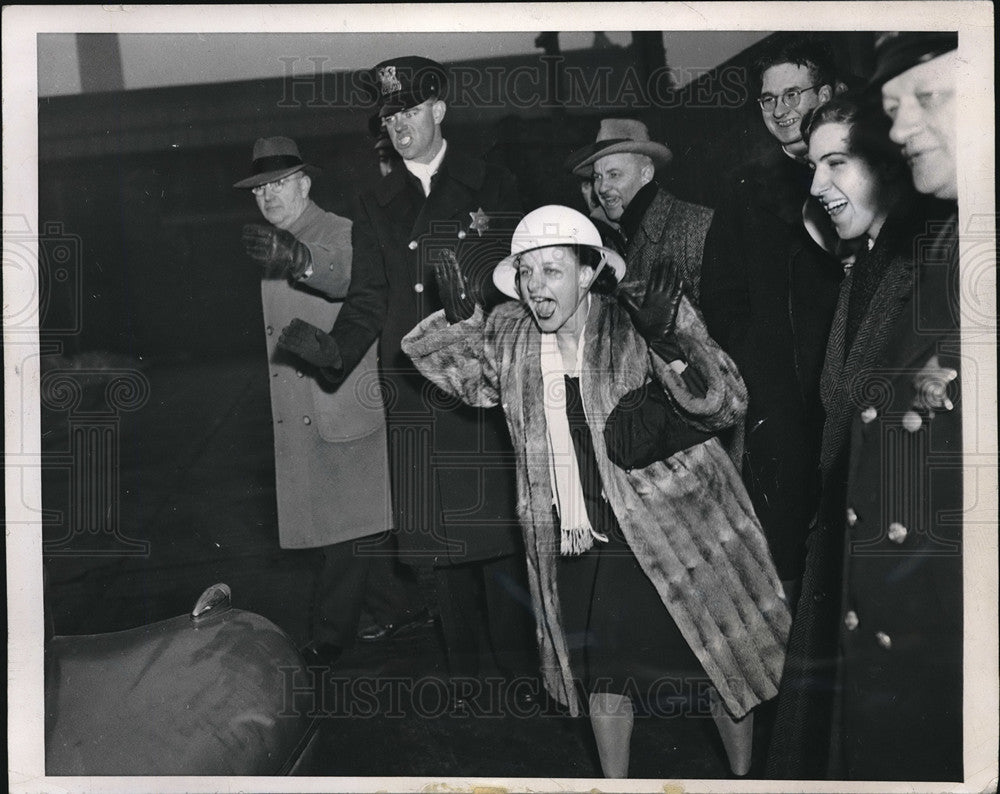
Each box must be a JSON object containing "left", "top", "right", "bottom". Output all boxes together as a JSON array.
[
  {"left": 757, "top": 84, "right": 824, "bottom": 112},
  {"left": 251, "top": 174, "right": 301, "bottom": 196}
]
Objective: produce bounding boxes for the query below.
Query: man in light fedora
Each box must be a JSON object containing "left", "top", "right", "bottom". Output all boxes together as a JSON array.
[
  {"left": 570, "top": 118, "right": 714, "bottom": 303},
  {"left": 235, "top": 136, "right": 393, "bottom": 668},
  {"left": 276, "top": 56, "right": 538, "bottom": 709}
]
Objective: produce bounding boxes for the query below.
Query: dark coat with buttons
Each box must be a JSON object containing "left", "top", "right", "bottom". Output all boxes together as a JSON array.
[
  {"left": 700, "top": 148, "right": 845, "bottom": 581},
  {"left": 323, "top": 148, "right": 524, "bottom": 566},
  {"left": 261, "top": 200, "right": 390, "bottom": 549},
  {"left": 768, "top": 208, "right": 963, "bottom": 781}
]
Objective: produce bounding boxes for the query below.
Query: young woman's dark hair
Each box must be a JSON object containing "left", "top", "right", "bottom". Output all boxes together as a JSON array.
[{"left": 801, "top": 92, "right": 909, "bottom": 183}]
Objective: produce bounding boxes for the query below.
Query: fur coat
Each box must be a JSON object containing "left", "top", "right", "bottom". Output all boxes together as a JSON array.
[{"left": 402, "top": 294, "right": 791, "bottom": 718}]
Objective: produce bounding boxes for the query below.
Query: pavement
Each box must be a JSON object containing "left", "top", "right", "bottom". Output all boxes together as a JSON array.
[{"left": 40, "top": 352, "right": 740, "bottom": 782}]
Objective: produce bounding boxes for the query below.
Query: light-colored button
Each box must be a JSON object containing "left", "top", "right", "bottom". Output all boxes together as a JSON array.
[
  {"left": 846, "top": 507, "right": 858, "bottom": 527},
  {"left": 861, "top": 406, "right": 877, "bottom": 423},
  {"left": 408, "top": 240, "right": 418, "bottom": 251},
  {"left": 457, "top": 230, "right": 467, "bottom": 239},
  {"left": 414, "top": 282, "right": 424, "bottom": 293},
  {"left": 902, "top": 410, "right": 922, "bottom": 432},
  {"left": 887, "top": 522, "right": 908, "bottom": 544},
  {"left": 875, "top": 631, "right": 892, "bottom": 650},
  {"left": 266, "top": 325, "right": 274, "bottom": 336},
  {"left": 296, "top": 370, "right": 304, "bottom": 378},
  {"left": 844, "top": 610, "right": 859, "bottom": 631},
  {"left": 302, "top": 416, "right": 312, "bottom": 426}
]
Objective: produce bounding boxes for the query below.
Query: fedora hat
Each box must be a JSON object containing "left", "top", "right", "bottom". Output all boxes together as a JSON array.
[
  {"left": 570, "top": 119, "right": 673, "bottom": 177},
  {"left": 233, "top": 137, "right": 319, "bottom": 189},
  {"left": 366, "top": 55, "right": 447, "bottom": 136},
  {"left": 493, "top": 205, "right": 626, "bottom": 299},
  {"left": 867, "top": 32, "right": 958, "bottom": 89}
]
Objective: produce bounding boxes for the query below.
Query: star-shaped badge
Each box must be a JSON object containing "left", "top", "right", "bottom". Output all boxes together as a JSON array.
[{"left": 469, "top": 208, "right": 490, "bottom": 237}]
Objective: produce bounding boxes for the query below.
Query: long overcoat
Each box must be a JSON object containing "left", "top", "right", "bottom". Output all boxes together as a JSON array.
[
  {"left": 321, "top": 149, "right": 523, "bottom": 566},
  {"left": 261, "top": 200, "right": 390, "bottom": 549},
  {"left": 402, "top": 294, "right": 791, "bottom": 719},
  {"left": 768, "top": 209, "right": 964, "bottom": 780},
  {"left": 700, "top": 149, "right": 845, "bottom": 580}
]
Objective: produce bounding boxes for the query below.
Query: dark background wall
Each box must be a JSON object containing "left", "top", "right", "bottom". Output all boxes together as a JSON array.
[{"left": 37, "top": 32, "right": 875, "bottom": 361}]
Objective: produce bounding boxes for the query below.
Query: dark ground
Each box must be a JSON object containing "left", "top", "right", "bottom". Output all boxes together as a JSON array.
[{"left": 40, "top": 353, "right": 741, "bottom": 783}]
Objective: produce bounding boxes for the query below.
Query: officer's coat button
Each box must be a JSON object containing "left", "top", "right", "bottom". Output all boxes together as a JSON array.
[
  {"left": 875, "top": 631, "right": 892, "bottom": 650},
  {"left": 861, "top": 406, "right": 877, "bottom": 423},
  {"left": 846, "top": 507, "right": 858, "bottom": 527},
  {"left": 887, "top": 522, "right": 908, "bottom": 544},
  {"left": 408, "top": 240, "right": 418, "bottom": 251},
  {"left": 844, "top": 610, "right": 859, "bottom": 631},
  {"left": 414, "top": 282, "right": 424, "bottom": 293},
  {"left": 902, "top": 410, "right": 923, "bottom": 433}
]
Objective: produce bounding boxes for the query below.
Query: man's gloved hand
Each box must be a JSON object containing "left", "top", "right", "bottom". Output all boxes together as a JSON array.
[
  {"left": 432, "top": 248, "right": 478, "bottom": 324},
  {"left": 242, "top": 224, "right": 312, "bottom": 280},
  {"left": 277, "top": 319, "right": 343, "bottom": 370}
]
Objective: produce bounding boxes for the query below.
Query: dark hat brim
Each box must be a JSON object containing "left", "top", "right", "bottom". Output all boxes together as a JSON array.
[
  {"left": 233, "top": 163, "right": 319, "bottom": 190},
  {"left": 867, "top": 32, "right": 958, "bottom": 89},
  {"left": 571, "top": 139, "right": 673, "bottom": 177}
]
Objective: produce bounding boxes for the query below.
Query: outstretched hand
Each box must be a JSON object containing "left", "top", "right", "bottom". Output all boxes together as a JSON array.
[
  {"left": 432, "top": 249, "right": 478, "bottom": 324},
  {"left": 277, "top": 319, "right": 343, "bottom": 369}
]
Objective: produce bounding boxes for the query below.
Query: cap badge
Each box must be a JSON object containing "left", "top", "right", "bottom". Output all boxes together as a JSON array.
[{"left": 378, "top": 65, "right": 402, "bottom": 96}]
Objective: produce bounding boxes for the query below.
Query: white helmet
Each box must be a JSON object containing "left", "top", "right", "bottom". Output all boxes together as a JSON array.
[{"left": 493, "top": 205, "right": 626, "bottom": 298}]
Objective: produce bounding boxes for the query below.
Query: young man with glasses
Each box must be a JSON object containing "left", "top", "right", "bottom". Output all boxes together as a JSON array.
[{"left": 699, "top": 34, "right": 847, "bottom": 634}]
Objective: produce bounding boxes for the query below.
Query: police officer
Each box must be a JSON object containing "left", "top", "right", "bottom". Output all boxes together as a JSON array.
[{"left": 277, "top": 57, "right": 537, "bottom": 707}]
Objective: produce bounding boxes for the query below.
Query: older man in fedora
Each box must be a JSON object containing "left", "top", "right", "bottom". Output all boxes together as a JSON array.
[
  {"left": 236, "top": 136, "right": 396, "bottom": 667},
  {"left": 570, "top": 118, "right": 714, "bottom": 303},
  {"left": 277, "top": 56, "right": 538, "bottom": 706},
  {"left": 767, "top": 33, "right": 964, "bottom": 781}
]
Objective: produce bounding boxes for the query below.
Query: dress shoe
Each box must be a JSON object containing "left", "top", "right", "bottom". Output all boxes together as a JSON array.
[
  {"left": 299, "top": 641, "right": 343, "bottom": 667},
  {"left": 357, "top": 607, "right": 434, "bottom": 642}
]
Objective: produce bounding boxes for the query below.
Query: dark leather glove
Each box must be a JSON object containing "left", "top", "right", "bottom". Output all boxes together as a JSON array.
[
  {"left": 277, "top": 319, "right": 343, "bottom": 370},
  {"left": 432, "top": 248, "right": 478, "bottom": 324},
  {"left": 242, "top": 224, "right": 312, "bottom": 280},
  {"left": 617, "top": 266, "right": 684, "bottom": 342}
]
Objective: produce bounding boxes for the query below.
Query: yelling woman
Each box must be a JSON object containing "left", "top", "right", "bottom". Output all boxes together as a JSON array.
[{"left": 401, "top": 205, "right": 790, "bottom": 779}]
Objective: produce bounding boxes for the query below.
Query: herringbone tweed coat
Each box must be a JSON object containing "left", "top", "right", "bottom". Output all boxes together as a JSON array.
[{"left": 403, "top": 294, "right": 791, "bottom": 718}]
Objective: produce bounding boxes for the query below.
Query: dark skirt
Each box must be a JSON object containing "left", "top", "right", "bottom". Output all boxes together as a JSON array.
[{"left": 555, "top": 505, "right": 706, "bottom": 711}]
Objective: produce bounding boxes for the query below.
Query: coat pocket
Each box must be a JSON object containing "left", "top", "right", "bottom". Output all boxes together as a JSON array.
[{"left": 311, "top": 340, "right": 386, "bottom": 442}]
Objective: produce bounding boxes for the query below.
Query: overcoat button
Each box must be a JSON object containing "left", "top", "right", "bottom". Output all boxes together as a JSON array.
[
  {"left": 902, "top": 410, "right": 922, "bottom": 432},
  {"left": 844, "top": 610, "right": 859, "bottom": 631},
  {"left": 875, "top": 631, "right": 892, "bottom": 650},
  {"left": 408, "top": 240, "right": 418, "bottom": 251},
  {"left": 414, "top": 282, "right": 424, "bottom": 293},
  {"left": 296, "top": 370, "right": 304, "bottom": 378},
  {"left": 861, "top": 406, "right": 877, "bottom": 423},
  {"left": 266, "top": 325, "right": 274, "bottom": 335},
  {"left": 887, "top": 522, "right": 908, "bottom": 544},
  {"left": 303, "top": 416, "right": 312, "bottom": 425},
  {"left": 846, "top": 507, "right": 858, "bottom": 527},
  {"left": 457, "top": 230, "right": 467, "bottom": 239}
]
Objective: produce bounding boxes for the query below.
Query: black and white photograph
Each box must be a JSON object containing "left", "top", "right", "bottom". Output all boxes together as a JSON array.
[{"left": 4, "top": 4, "right": 997, "bottom": 793}]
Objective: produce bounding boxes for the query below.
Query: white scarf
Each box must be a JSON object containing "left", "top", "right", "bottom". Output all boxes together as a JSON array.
[{"left": 538, "top": 299, "right": 608, "bottom": 555}]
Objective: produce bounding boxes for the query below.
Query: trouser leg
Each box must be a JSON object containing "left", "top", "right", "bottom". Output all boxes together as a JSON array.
[
  {"left": 433, "top": 563, "right": 482, "bottom": 679},
  {"left": 311, "top": 538, "right": 372, "bottom": 648},
  {"left": 359, "top": 532, "right": 426, "bottom": 624},
  {"left": 480, "top": 553, "right": 538, "bottom": 678}
]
